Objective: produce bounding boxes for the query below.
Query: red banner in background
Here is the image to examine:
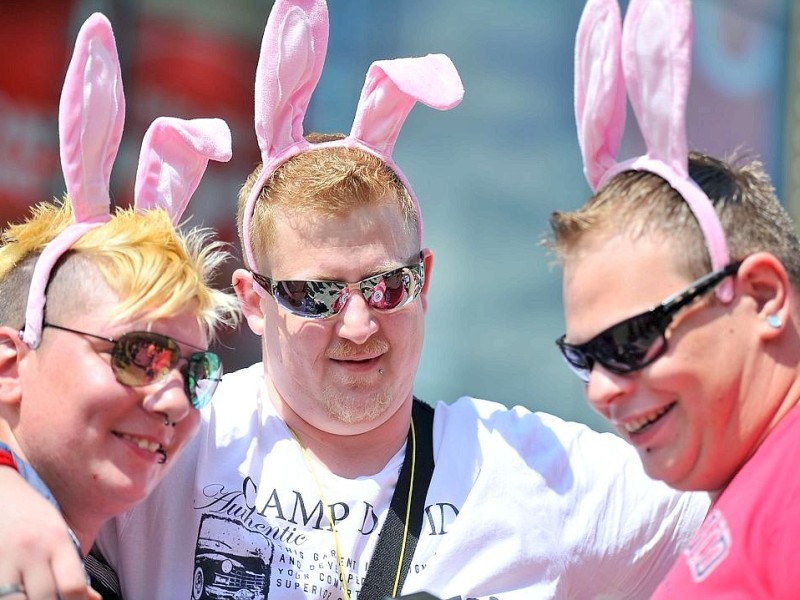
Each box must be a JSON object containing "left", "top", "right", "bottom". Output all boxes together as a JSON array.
[
  {"left": 0, "top": 0, "right": 74, "bottom": 224},
  {"left": 0, "top": 1, "right": 265, "bottom": 368}
]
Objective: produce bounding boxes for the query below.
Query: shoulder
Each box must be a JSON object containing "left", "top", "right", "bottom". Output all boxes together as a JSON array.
[
  {"left": 432, "top": 395, "right": 635, "bottom": 464},
  {"left": 214, "top": 361, "right": 265, "bottom": 397},
  {"left": 194, "top": 362, "right": 274, "bottom": 452},
  {"left": 433, "top": 395, "right": 708, "bottom": 522}
]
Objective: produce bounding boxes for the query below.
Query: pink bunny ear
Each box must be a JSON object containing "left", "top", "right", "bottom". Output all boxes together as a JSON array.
[
  {"left": 58, "top": 12, "right": 124, "bottom": 222},
  {"left": 621, "top": 0, "right": 731, "bottom": 294},
  {"left": 241, "top": 0, "right": 328, "bottom": 270},
  {"left": 573, "top": 0, "right": 733, "bottom": 301},
  {"left": 22, "top": 12, "right": 122, "bottom": 347},
  {"left": 574, "top": 0, "right": 625, "bottom": 191},
  {"left": 241, "top": 0, "right": 464, "bottom": 270},
  {"left": 350, "top": 54, "right": 464, "bottom": 158},
  {"left": 622, "top": 0, "right": 692, "bottom": 174},
  {"left": 254, "top": 0, "right": 328, "bottom": 164},
  {"left": 134, "top": 117, "right": 233, "bottom": 224}
]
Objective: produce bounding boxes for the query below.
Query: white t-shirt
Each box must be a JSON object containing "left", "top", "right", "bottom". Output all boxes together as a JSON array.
[{"left": 97, "top": 363, "right": 708, "bottom": 599}]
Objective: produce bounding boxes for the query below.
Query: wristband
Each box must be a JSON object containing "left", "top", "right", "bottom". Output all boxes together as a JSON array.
[{"left": 0, "top": 448, "right": 18, "bottom": 471}]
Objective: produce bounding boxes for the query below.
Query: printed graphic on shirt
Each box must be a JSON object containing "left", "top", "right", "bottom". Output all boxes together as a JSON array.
[
  {"left": 190, "top": 475, "right": 460, "bottom": 599},
  {"left": 684, "top": 509, "right": 731, "bottom": 583}
]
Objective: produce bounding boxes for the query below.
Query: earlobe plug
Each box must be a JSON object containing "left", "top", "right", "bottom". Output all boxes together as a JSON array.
[{"left": 767, "top": 314, "right": 782, "bottom": 329}]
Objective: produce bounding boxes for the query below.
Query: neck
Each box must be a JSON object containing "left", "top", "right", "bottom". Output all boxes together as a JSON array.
[
  {"left": 279, "top": 396, "right": 414, "bottom": 478},
  {"left": 62, "top": 511, "right": 103, "bottom": 554},
  {"left": 1, "top": 433, "right": 105, "bottom": 553}
]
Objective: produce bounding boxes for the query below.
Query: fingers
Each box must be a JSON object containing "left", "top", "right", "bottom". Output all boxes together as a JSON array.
[
  {"left": 0, "top": 583, "right": 26, "bottom": 599},
  {"left": 0, "top": 469, "right": 93, "bottom": 599}
]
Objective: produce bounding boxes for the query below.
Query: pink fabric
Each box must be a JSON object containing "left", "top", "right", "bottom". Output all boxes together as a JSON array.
[
  {"left": 651, "top": 406, "right": 800, "bottom": 597},
  {"left": 134, "top": 117, "right": 233, "bottom": 224},
  {"left": 241, "top": 0, "right": 464, "bottom": 271},
  {"left": 21, "top": 13, "right": 232, "bottom": 347},
  {"left": 575, "top": 0, "right": 733, "bottom": 301}
]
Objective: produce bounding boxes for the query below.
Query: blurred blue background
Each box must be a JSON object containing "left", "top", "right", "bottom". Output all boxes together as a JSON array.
[{"left": 1, "top": 0, "right": 792, "bottom": 432}]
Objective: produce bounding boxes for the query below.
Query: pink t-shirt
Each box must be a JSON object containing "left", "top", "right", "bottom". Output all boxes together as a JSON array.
[{"left": 651, "top": 405, "right": 800, "bottom": 599}]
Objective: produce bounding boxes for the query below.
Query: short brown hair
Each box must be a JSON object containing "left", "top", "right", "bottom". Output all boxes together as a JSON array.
[
  {"left": 548, "top": 151, "right": 800, "bottom": 286},
  {"left": 237, "top": 133, "right": 418, "bottom": 271}
]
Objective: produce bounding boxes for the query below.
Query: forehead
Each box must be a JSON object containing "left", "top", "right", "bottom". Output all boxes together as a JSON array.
[
  {"left": 562, "top": 233, "right": 689, "bottom": 339},
  {"left": 265, "top": 201, "right": 418, "bottom": 279}
]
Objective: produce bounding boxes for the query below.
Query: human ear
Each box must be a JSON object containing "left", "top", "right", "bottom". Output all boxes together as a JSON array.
[
  {"left": 736, "top": 253, "right": 790, "bottom": 340},
  {"left": 232, "top": 268, "right": 266, "bottom": 336},
  {"left": 419, "top": 248, "right": 434, "bottom": 313},
  {"left": 0, "top": 326, "right": 26, "bottom": 411}
]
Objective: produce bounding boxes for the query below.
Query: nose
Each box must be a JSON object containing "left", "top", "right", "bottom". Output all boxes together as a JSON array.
[
  {"left": 584, "top": 364, "right": 634, "bottom": 419},
  {"left": 335, "top": 288, "right": 379, "bottom": 345},
  {"left": 142, "top": 368, "right": 193, "bottom": 425}
]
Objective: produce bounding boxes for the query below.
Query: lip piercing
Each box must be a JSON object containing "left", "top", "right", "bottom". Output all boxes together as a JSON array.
[{"left": 157, "top": 449, "right": 167, "bottom": 464}]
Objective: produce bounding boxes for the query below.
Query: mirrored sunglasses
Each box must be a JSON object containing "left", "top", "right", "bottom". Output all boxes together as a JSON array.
[
  {"left": 251, "top": 252, "right": 426, "bottom": 319},
  {"left": 42, "top": 322, "right": 222, "bottom": 409},
  {"left": 556, "top": 261, "right": 742, "bottom": 383}
]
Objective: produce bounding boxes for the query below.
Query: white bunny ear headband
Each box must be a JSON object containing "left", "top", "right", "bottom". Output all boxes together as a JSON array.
[
  {"left": 575, "top": 0, "right": 734, "bottom": 301},
  {"left": 240, "top": 0, "right": 464, "bottom": 270},
  {"left": 20, "top": 12, "right": 233, "bottom": 348}
]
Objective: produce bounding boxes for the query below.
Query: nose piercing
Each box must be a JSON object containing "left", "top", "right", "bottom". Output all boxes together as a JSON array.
[{"left": 162, "top": 413, "right": 175, "bottom": 427}]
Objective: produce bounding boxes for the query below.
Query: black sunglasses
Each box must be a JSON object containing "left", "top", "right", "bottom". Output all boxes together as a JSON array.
[
  {"left": 556, "top": 261, "right": 742, "bottom": 382},
  {"left": 251, "top": 252, "right": 426, "bottom": 319},
  {"left": 42, "top": 322, "right": 223, "bottom": 409}
]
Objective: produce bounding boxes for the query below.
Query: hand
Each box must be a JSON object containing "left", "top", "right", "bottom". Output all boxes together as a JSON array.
[{"left": 0, "top": 468, "right": 100, "bottom": 599}]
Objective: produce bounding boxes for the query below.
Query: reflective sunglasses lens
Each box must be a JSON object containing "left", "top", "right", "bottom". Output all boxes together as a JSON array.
[
  {"left": 274, "top": 280, "right": 342, "bottom": 318},
  {"left": 111, "top": 333, "right": 180, "bottom": 387},
  {"left": 365, "top": 266, "right": 419, "bottom": 311},
  {"left": 557, "top": 342, "right": 592, "bottom": 383},
  {"left": 184, "top": 352, "right": 223, "bottom": 409},
  {"left": 593, "top": 313, "right": 667, "bottom": 373}
]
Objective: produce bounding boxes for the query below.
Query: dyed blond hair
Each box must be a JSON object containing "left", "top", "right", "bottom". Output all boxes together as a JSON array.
[
  {"left": 548, "top": 151, "right": 800, "bottom": 286},
  {"left": 236, "top": 133, "right": 418, "bottom": 271},
  {"left": 0, "top": 198, "right": 240, "bottom": 339}
]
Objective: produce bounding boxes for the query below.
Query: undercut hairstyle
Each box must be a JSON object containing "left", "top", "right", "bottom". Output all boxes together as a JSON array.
[
  {"left": 237, "top": 133, "right": 418, "bottom": 271},
  {"left": 548, "top": 151, "right": 800, "bottom": 286},
  {"left": 0, "top": 198, "right": 240, "bottom": 340}
]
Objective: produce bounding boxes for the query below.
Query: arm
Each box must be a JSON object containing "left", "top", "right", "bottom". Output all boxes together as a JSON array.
[{"left": 0, "top": 466, "right": 100, "bottom": 600}]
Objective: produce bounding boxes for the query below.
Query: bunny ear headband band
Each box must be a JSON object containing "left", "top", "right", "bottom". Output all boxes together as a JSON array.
[
  {"left": 241, "top": 0, "right": 464, "bottom": 271},
  {"left": 575, "top": 0, "right": 734, "bottom": 301},
  {"left": 20, "top": 12, "right": 233, "bottom": 348}
]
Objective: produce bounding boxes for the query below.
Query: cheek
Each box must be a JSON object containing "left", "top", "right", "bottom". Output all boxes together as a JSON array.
[
  {"left": 386, "top": 308, "right": 425, "bottom": 362},
  {"left": 263, "top": 317, "right": 330, "bottom": 372}
]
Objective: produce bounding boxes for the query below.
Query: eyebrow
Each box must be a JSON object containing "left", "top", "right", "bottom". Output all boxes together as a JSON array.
[{"left": 273, "top": 255, "right": 420, "bottom": 283}]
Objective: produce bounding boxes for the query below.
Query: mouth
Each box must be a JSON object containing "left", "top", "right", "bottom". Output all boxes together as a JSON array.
[
  {"left": 620, "top": 402, "right": 677, "bottom": 435},
  {"left": 336, "top": 355, "right": 380, "bottom": 364},
  {"left": 113, "top": 432, "right": 165, "bottom": 456}
]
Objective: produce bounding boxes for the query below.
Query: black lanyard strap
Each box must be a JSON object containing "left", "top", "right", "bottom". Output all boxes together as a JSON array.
[{"left": 359, "top": 398, "right": 436, "bottom": 600}]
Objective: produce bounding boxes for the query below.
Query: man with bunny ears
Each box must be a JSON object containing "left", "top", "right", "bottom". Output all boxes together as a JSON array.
[
  {"left": 0, "top": 12, "right": 240, "bottom": 600},
  {"left": 2, "top": 1, "right": 709, "bottom": 599},
  {"left": 551, "top": 0, "right": 800, "bottom": 596}
]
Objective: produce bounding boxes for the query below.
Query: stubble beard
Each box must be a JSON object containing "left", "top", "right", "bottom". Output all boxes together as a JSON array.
[
  {"left": 322, "top": 383, "right": 392, "bottom": 424},
  {"left": 324, "top": 338, "right": 393, "bottom": 423}
]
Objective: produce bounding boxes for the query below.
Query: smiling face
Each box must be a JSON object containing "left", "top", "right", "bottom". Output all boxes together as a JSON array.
[
  {"left": 247, "top": 198, "right": 429, "bottom": 436},
  {"left": 11, "top": 269, "right": 205, "bottom": 526},
  {"left": 561, "top": 232, "right": 764, "bottom": 492}
]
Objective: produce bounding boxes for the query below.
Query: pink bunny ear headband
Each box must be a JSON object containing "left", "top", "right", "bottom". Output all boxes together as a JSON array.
[
  {"left": 20, "top": 12, "right": 233, "bottom": 348},
  {"left": 240, "top": 0, "right": 464, "bottom": 271},
  {"left": 575, "top": 0, "right": 734, "bottom": 301}
]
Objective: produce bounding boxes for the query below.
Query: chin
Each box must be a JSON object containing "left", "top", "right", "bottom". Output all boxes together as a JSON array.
[{"left": 325, "top": 390, "right": 393, "bottom": 425}]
